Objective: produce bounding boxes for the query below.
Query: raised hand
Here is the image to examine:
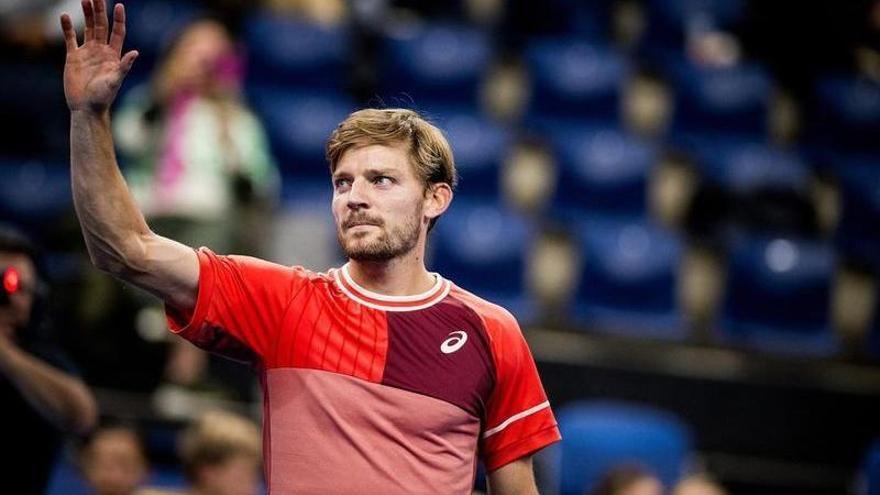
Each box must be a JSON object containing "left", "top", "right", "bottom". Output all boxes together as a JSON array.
[{"left": 61, "top": 1, "right": 138, "bottom": 114}]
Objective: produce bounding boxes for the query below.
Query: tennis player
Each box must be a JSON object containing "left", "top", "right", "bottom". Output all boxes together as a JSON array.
[{"left": 61, "top": 2, "right": 561, "bottom": 493}]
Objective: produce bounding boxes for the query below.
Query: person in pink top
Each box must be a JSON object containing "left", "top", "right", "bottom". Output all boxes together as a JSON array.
[{"left": 61, "top": 2, "right": 561, "bottom": 493}]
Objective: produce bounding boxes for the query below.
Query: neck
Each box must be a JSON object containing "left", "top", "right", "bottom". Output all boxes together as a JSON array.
[{"left": 346, "top": 249, "right": 434, "bottom": 296}]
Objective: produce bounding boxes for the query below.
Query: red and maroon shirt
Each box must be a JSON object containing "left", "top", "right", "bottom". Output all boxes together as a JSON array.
[{"left": 167, "top": 248, "right": 560, "bottom": 494}]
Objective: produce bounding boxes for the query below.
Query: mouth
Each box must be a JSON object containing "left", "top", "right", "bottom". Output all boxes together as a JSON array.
[{"left": 344, "top": 218, "right": 382, "bottom": 230}]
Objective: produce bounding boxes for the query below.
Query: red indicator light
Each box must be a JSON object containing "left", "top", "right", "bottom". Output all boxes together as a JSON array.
[{"left": 3, "top": 267, "right": 20, "bottom": 294}]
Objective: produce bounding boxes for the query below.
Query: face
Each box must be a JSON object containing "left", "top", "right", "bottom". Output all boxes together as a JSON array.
[
  {"left": 197, "top": 454, "right": 261, "bottom": 495},
  {"left": 332, "top": 144, "right": 436, "bottom": 262},
  {"left": 621, "top": 477, "right": 664, "bottom": 495},
  {"left": 673, "top": 478, "right": 726, "bottom": 495},
  {"left": 170, "top": 21, "right": 234, "bottom": 91},
  {"left": 0, "top": 253, "right": 37, "bottom": 337},
  {"left": 82, "top": 430, "right": 148, "bottom": 495}
]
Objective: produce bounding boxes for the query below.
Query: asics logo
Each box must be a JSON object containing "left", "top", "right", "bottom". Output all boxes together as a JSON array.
[{"left": 440, "top": 331, "right": 468, "bottom": 354}]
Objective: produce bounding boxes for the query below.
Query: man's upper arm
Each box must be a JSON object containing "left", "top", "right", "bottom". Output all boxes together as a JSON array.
[
  {"left": 487, "top": 456, "right": 538, "bottom": 495},
  {"left": 479, "top": 307, "right": 561, "bottom": 471},
  {"left": 122, "top": 233, "right": 200, "bottom": 313}
]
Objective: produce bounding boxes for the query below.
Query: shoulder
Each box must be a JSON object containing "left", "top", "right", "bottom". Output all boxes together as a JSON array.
[
  {"left": 449, "top": 285, "right": 521, "bottom": 339},
  {"left": 201, "top": 248, "right": 332, "bottom": 280},
  {"left": 197, "top": 248, "right": 337, "bottom": 299}
]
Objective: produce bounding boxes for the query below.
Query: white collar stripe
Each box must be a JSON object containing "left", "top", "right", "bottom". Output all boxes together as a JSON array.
[
  {"left": 340, "top": 263, "right": 445, "bottom": 302},
  {"left": 333, "top": 267, "right": 450, "bottom": 312}
]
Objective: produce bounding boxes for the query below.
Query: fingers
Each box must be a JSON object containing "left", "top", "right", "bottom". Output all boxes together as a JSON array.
[
  {"left": 109, "top": 3, "right": 126, "bottom": 54},
  {"left": 60, "top": 13, "right": 78, "bottom": 52},
  {"left": 119, "top": 50, "right": 139, "bottom": 77},
  {"left": 93, "top": 0, "right": 109, "bottom": 43},
  {"left": 81, "top": 0, "right": 95, "bottom": 42}
]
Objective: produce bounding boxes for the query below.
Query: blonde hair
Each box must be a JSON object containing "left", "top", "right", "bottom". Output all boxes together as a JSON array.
[
  {"left": 326, "top": 108, "right": 458, "bottom": 187},
  {"left": 178, "top": 410, "right": 261, "bottom": 480}
]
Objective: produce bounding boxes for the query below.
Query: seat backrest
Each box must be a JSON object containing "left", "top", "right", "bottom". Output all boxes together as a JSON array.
[{"left": 555, "top": 399, "right": 693, "bottom": 495}]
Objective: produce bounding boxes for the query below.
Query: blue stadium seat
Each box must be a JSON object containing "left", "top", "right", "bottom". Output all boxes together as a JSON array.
[
  {"left": 417, "top": 104, "right": 511, "bottom": 198},
  {"left": 122, "top": 0, "right": 203, "bottom": 67},
  {"left": 547, "top": 123, "right": 658, "bottom": 216},
  {"left": 554, "top": 400, "right": 693, "bottom": 495},
  {"left": 674, "top": 134, "right": 810, "bottom": 193},
  {"left": 525, "top": 39, "right": 630, "bottom": 124},
  {"left": 670, "top": 61, "right": 772, "bottom": 136},
  {"left": 572, "top": 215, "right": 685, "bottom": 339},
  {"left": 244, "top": 14, "right": 349, "bottom": 90},
  {"left": 828, "top": 153, "right": 880, "bottom": 271},
  {"left": 247, "top": 87, "right": 355, "bottom": 181},
  {"left": 0, "top": 159, "right": 72, "bottom": 223},
  {"left": 552, "top": 0, "right": 615, "bottom": 40},
  {"left": 380, "top": 22, "right": 491, "bottom": 105},
  {"left": 811, "top": 76, "right": 880, "bottom": 153},
  {"left": 429, "top": 199, "right": 534, "bottom": 319},
  {"left": 719, "top": 236, "right": 838, "bottom": 356}
]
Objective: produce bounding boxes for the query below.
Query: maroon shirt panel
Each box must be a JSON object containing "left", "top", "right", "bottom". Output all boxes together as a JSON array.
[{"left": 382, "top": 297, "right": 496, "bottom": 418}]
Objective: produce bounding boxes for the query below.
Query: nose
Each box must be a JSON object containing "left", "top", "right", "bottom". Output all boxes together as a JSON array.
[{"left": 346, "top": 177, "right": 370, "bottom": 210}]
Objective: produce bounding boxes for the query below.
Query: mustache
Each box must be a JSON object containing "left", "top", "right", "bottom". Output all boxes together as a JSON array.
[{"left": 343, "top": 214, "right": 384, "bottom": 229}]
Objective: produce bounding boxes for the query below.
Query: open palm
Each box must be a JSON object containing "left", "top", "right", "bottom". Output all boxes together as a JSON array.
[{"left": 61, "top": 0, "right": 138, "bottom": 113}]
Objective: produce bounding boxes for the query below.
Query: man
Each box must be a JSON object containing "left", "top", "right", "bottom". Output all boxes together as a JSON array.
[
  {"left": 0, "top": 226, "right": 98, "bottom": 494},
  {"left": 61, "top": 2, "right": 560, "bottom": 493}
]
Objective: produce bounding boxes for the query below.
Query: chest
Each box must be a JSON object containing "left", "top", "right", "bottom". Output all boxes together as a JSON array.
[{"left": 272, "top": 291, "right": 496, "bottom": 418}]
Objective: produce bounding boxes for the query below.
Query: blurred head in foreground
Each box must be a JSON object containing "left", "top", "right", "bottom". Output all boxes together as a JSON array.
[
  {"left": 179, "top": 410, "right": 262, "bottom": 495},
  {"left": 673, "top": 474, "right": 729, "bottom": 495},
  {"left": 80, "top": 425, "right": 149, "bottom": 495},
  {"left": 590, "top": 464, "right": 664, "bottom": 495}
]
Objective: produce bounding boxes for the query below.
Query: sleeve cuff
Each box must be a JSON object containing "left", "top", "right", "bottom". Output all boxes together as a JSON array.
[
  {"left": 484, "top": 424, "right": 562, "bottom": 472},
  {"left": 165, "top": 247, "right": 214, "bottom": 339}
]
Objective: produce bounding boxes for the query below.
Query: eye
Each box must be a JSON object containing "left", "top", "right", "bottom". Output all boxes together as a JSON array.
[
  {"left": 333, "top": 177, "right": 352, "bottom": 191},
  {"left": 373, "top": 176, "right": 395, "bottom": 186}
]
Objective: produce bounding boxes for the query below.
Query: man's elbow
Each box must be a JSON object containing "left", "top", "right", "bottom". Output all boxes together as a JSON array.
[
  {"left": 89, "top": 232, "right": 153, "bottom": 279},
  {"left": 65, "top": 380, "right": 99, "bottom": 435},
  {"left": 72, "top": 395, "right": 99, "bottom": 435}
]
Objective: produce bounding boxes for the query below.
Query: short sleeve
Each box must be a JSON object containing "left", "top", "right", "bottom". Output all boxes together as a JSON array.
[
  {"left": 480, "top": 311, "right": 561, "bottom": 471},
  {"left": 166, "top": 247, "right": 308, "bottom": 363}
]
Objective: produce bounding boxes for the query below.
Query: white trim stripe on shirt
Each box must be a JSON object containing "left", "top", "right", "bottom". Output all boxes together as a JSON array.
[
  {"left": 340, "top": 262, "right": 446, "bottom": 302},
  {"left": 482, "top": 401, "right": 551, "bottom": 439},
  {"left": 333, "top": 268, "right": 452, "bottom": 312}
]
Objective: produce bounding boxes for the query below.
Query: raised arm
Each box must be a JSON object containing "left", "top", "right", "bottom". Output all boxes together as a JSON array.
[{"left": 61, "top": 1, "right": 198, "bottom": 312}]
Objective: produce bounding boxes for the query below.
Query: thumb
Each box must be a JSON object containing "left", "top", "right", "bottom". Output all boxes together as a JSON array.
[{"left": 119, "top": 50, "right": 139, "bottom": 77}]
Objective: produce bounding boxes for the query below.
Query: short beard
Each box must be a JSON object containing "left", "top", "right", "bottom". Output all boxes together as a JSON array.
[{"left": 338, "top": 209, "right": 422, "bottom": 262}]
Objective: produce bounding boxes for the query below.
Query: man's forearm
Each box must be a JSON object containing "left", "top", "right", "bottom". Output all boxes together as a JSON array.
[
  {"left": 487, "top": 457, "right": 540, "bottom": 495},
  {"left": 0, "top": 340, "right": 98, "bottom": 434},
  {"left": 70, "top": 109, "right": 152, "bottom": 274}
]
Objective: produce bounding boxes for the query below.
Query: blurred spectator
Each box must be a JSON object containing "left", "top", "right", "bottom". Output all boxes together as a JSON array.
[
  {"left": 0, "top": 224, "right": 98, "bottom": 494},
  {"left": 114, "top": 17, "right": 278, "bottom": 255},
  {"left": 136, "top": 411, "right": 261, "bottom": 495},
  {"left": 113, "top": 17, "right": 279, "bottom": 396},
  {"left": 80, "top": 424, "right": 150, "bottom": 495},
  {"left": 590, "top": 464, "right": 664, "bottom": 495},
  {"left": 176, "top": 410, "right": 262, "bottom": 495},
  {"left": 672, "top": 473, "right": 728, "bottom": 495}
]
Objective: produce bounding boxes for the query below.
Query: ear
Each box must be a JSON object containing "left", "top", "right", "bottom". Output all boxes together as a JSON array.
[{"left": 424, "top": 183, "right": 453, "bottom": 223}]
